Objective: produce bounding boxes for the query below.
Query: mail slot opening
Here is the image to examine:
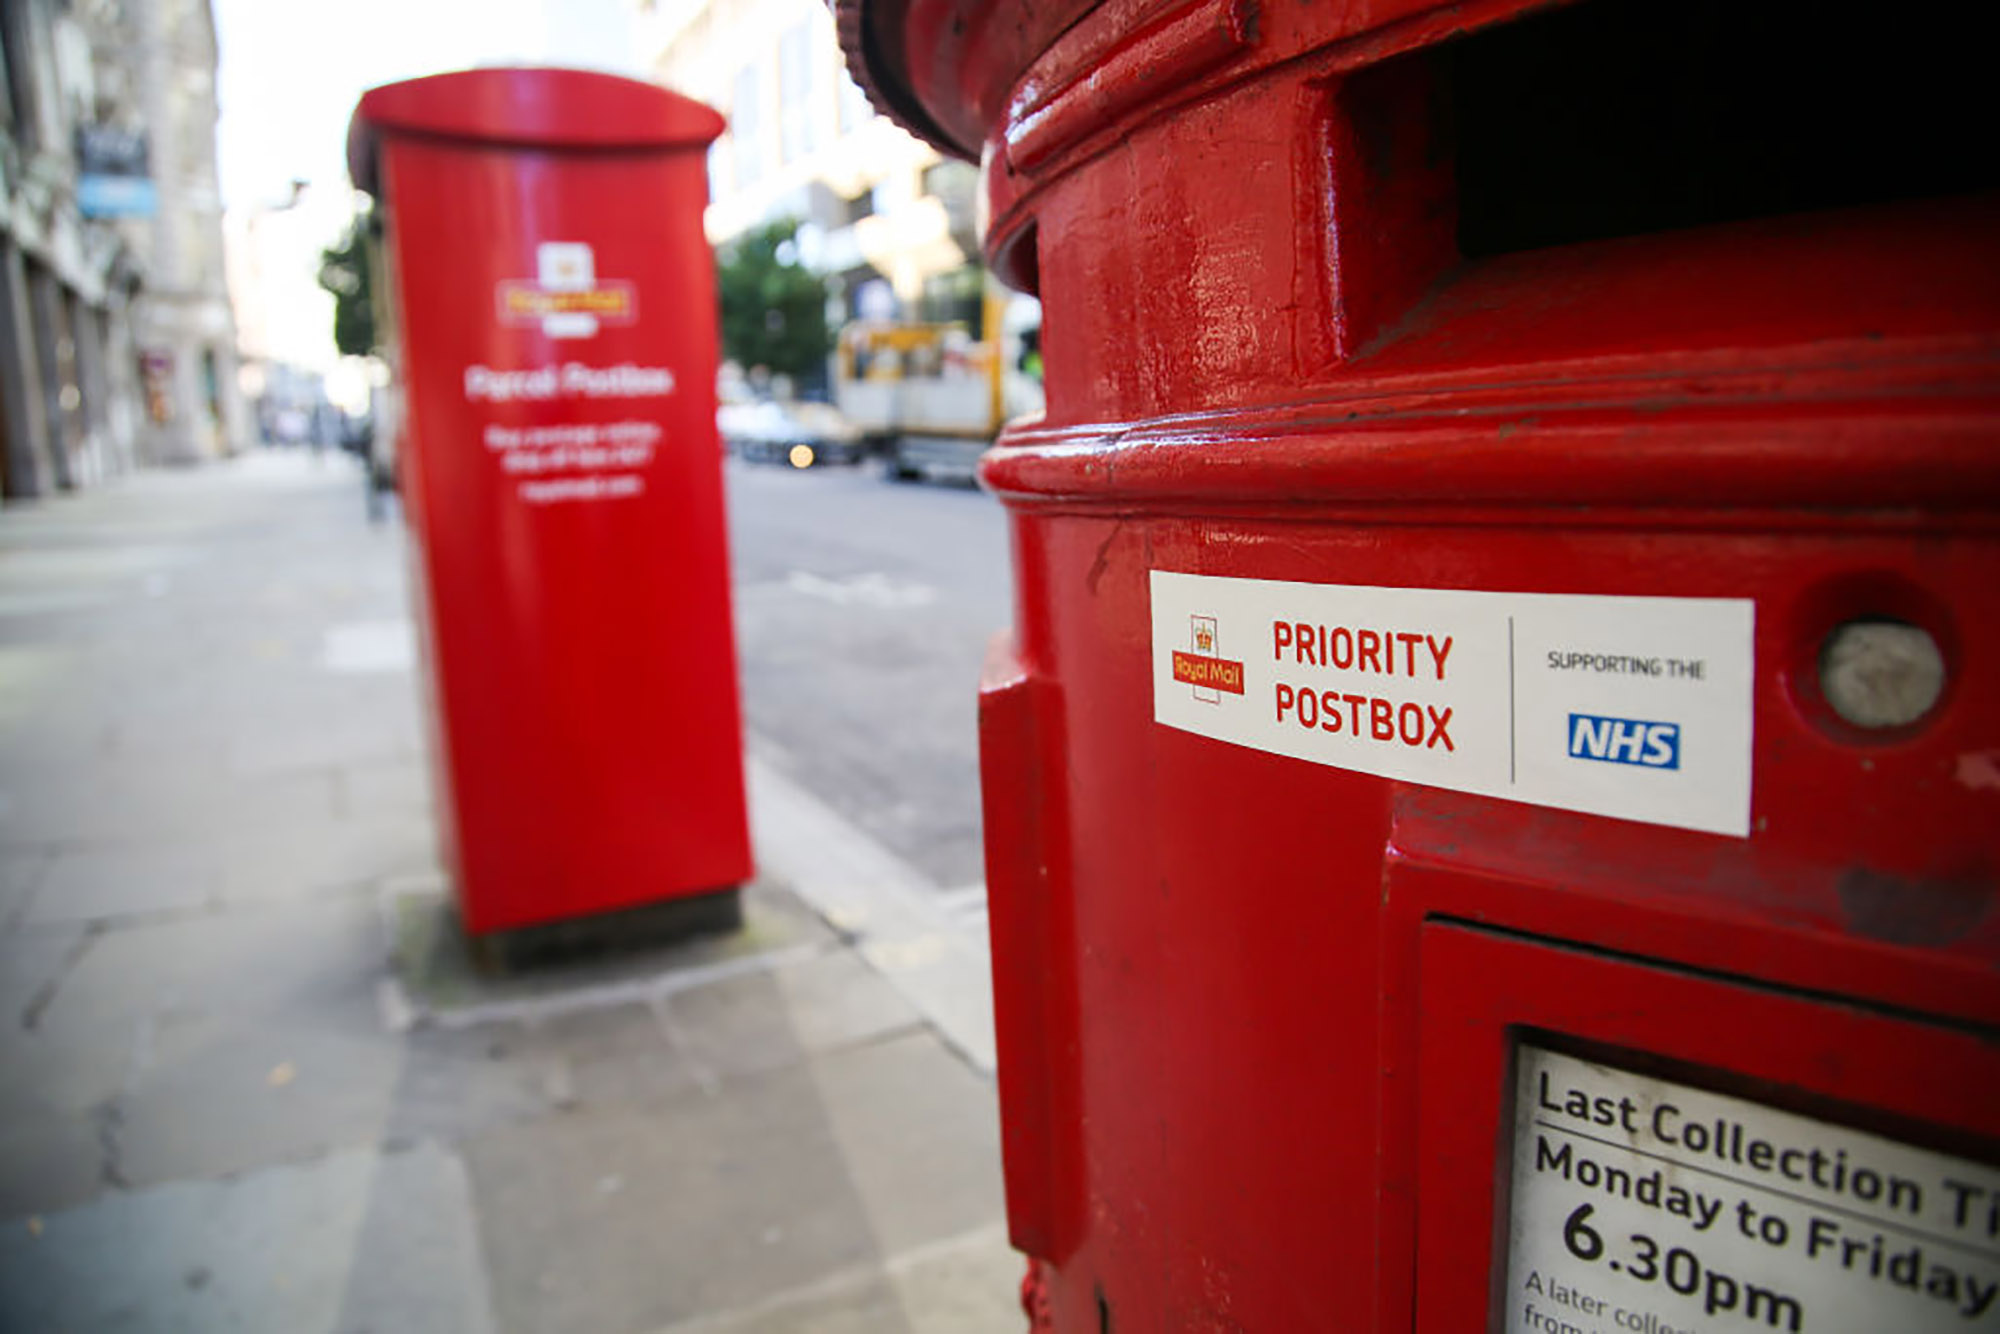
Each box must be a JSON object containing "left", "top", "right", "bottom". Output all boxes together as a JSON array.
[
  {"left": 1324, "top": 0, "right": 2000, "bottom": 363},
  {"left": 1436, "top": 0, "right": 1997, "bottom": 259}
]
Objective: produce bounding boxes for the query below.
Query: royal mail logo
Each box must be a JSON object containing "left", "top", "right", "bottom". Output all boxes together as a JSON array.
[
  {"left": 496, "top": 242, "right": 637, "bottom": 340},
  {"left": 1173, "top": 615, "right": 1244, "bottom": 702},
  {"left": 1568, "top": 712, "right": 1681, "bottom": 769}
]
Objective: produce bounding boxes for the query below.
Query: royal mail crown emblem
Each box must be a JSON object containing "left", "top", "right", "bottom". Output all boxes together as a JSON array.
[{"left": 1174, "top": 614, "right": 1240, "bottom": 703}]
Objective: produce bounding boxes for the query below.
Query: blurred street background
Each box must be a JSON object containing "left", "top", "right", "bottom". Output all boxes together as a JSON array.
[
  {"left": 0, "top": 451, "right": 1015, "bottom": 1331},
  {"left": 2, "top": 0, "right": 1031, "bottom": 1329}
]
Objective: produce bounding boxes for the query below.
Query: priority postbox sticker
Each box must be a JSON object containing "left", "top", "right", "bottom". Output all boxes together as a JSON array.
[
  {"left": 1506, "top": 1045, "right": 2000, "bottom": 1333},
  {"left": 1149, "top": 572, "right": 1754, "bottom": 836}
]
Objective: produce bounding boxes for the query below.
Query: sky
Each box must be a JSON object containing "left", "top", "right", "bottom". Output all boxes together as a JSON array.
[
  {"left": 213, "top": 0, "right": 649, "bottom": 381},
  {"left": 214, "top": 0, "right": 646, "bottom": 210}
]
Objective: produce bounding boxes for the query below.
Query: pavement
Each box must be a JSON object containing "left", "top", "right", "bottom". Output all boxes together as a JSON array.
[{"left": 0, "top": 451, "right": 1017, "bottom": 1333}]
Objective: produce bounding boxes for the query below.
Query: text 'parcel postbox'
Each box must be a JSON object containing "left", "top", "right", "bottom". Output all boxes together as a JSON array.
[
  {"left": 841, "top": 1, "right": 2000, "bottom": 1329},
  {"left": 348, "top": 69, "right": 750, "bottom": 936}
]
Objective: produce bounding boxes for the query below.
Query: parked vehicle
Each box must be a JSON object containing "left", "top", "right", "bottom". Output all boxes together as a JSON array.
[
  {"left": 718, "top": 397, "right": 866, "bottom": 467},
  {"left": 833, "top": 286, "right": 1043, "bottom": 482}
]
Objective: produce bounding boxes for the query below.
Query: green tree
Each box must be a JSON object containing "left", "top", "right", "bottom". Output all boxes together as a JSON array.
[
  {"left": 317, "top": 209, "right": 377, "bottom": 358},
  {"left": 715, "top": 219, "right": 830, "bottom": 385}
]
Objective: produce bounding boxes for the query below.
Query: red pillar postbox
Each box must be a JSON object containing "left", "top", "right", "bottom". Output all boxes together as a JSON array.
[
  {"left": 843, "top": 3, "right": 2000, "bottom": 1329},
  {"left": 347, "top": 70, "right": 751, "bottom": 937}
]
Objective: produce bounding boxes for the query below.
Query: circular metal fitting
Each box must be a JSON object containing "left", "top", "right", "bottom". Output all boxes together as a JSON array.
[{"left": 1818, "top": 619, "right": 1946, "bottom": 730}]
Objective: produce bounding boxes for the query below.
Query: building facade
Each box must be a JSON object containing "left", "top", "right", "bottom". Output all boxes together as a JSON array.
[
  {"left": 641, "top": 0, "right": 985, "bottom": 329},
  {"left": 3, "top": 0, "right": 137, "bottom": 496},
  {"left": 109, "top": 0, "right": 246, "bottom": 465},
  {"left": 1, "top": 0, "right": 243, "bottom": 503}
]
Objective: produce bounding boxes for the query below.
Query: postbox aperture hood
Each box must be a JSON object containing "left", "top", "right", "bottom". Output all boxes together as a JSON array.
[{"left": 347, "top": 67, "right": 725, "bottom": 195}]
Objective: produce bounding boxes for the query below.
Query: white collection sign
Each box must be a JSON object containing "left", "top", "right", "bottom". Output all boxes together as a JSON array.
[
  {"left": 1506, "top": 1046, "right": 2000, "bottom": 1333},
  {"left": 1148, "top": 572, "right": 1756, "bottom": 835}
]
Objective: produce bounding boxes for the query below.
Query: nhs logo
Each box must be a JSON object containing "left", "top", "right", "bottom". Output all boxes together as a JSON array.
[{"left": 1568, "top": 713, "right": 1680, "bottom": 770}]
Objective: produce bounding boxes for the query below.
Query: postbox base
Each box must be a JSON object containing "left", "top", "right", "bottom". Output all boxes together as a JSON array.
[{"left": 462, "top": 885, "right": 744, "bottom": 977}]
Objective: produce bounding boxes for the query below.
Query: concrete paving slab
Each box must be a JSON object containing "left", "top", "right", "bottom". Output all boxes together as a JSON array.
[
  {"left": 749, "top": 757, "right": 997, "bottom": 1072},
  {"left": 0, "top": 919, "right": 86, "bottom": 1024},
  {"left": 377, "top": 1024, "right": 566, "bottom": 1144},
  {"left": 336, "top": 757, "right": 433, "bottom": 818},
  {"left": 26, "top": 842, "right": 221, "bottom": 924},
  {"left": 492, "top": 1000, "right": 702, "bottom": 1110},
  {"left": 0, "top": 926, "right": 128, "bottom": 1123},
  {"left": 0, "top": 638, "right": 79, "bottom": 713},
  {"left": 805, "top": 1031, "right": 1005, "bottom": 1258},
  {"left": 42, "top": 895, "right": 388, "bottom": 1041},
  {"left": 463, "top": 1065, "right": 883, "bottom": 1334},
  {"left": 769, "top": 948, "right": 927, "bottom": 1052},
  {"left": 334, "top": 677, "right": 424, "bottom": 738},
  {"left": 666, "top": 950, "right": 924, "bottom": 1084},
  {"left": 462, "top": 1027, "right": 1007, "bottom": 1334},
  {"left": 0, "top": 1012, "right": 130, "bottom": 1129},
  {"left": 336, "top": 1141, "right": 499, "bottom": 1334},
  {"left": 0, "top": 766, "right": 339, "bottom": 851},
  {"left": 0, "top": 1077, "right": 121, "bottom": 1186},
  {"left": 650, "top": 1223, "right": 1022, "bottom": 1334},
  {"left": 320, "top": 618, "right": 416, "bottom": 675},
  {"left": 0, "top": 1141, "right": 494, "bottom": 1334},
  {"left": 858, "top": 930, "right": 997, "bottom": 1073},
  {"left": 89, "top": 705, "right": 233, "bottom": 764},
  {"left": 216, "top": 817, "right": 436, "bottom": 903},
  {"left": 0, "top": 849, "right": 51, "bottom": 928},
  {"left": 839, "top": 1223, "right": 1025, "bottom": 1333},
  {"left": 0, "top": 1108, "right": 107, "bottom": 1220},
  {"left": 227, "top": 711, "right": 414, "bottom": 779},
  {"left": 400, "top": 945, "right": 927, "bottom": 1126},
  {"left": 114, "top": 1019, "right": 406, "bottom": 1187}
]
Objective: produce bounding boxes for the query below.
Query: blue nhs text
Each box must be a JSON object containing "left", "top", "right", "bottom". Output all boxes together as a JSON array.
[{"left": 1567, "top": 713, "right": 1680, "bottom": 769}]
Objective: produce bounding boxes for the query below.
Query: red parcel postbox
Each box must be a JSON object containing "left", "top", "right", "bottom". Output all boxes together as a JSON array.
[
  {"left": 843, "top": 1, "right": 2000, "bottom": 1330},
  {"left": 347, "top": 69, "right": 750, "bottom": 936}
]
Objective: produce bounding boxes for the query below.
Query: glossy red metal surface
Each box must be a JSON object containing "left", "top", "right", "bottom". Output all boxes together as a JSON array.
[
  {"left": 347, "top": 66, "right": 726, "bottom": 192},
  {"left": 349, "top": 71, "right": 749, "bottom": 934},
  {"left": 849, "top": 0, "right": 2000, "bottom": 1329}
]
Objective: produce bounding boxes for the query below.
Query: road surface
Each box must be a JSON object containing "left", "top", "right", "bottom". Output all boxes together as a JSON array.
[{"left": 724, "top": 457, "right": 1011, "bottom": 893}]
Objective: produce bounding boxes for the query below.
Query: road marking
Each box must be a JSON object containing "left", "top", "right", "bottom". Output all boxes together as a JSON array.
[
  {"left": 782, "top": 570, "right": 937, "bottom": 610},
  {"left": 322, "top": 619, "right": 415, "bottom": 674}
]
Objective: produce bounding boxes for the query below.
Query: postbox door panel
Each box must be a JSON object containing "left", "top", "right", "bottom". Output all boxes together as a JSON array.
[{"left": 1413, "top": 922, "right": 2000, "bottom": 1334}]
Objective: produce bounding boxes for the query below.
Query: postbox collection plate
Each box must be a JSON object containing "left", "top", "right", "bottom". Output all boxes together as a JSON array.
[{"left": 1415, "top": 924, "right": 2000, "bottom": 1334}]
